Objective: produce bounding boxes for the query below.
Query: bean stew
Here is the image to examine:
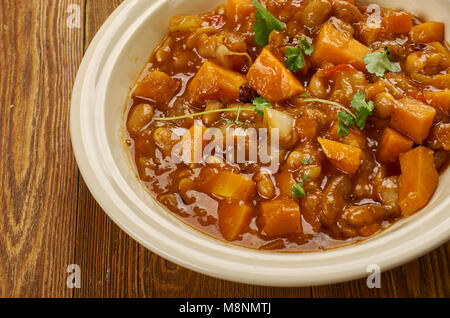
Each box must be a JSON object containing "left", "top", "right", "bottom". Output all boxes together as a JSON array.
[{"left": 125, "top": 0, "right": 449, "bottom": 251}]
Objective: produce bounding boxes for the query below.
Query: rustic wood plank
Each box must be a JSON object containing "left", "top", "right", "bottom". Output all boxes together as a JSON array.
[
  {"left": 73, "top": 0, "right": 154, "bottom": 298},
  {"left": 73, "top": 0, "right": 449, "bottom": 298},
  {"left": 0, "top": 0, "right": 85, "bottom": 297}
]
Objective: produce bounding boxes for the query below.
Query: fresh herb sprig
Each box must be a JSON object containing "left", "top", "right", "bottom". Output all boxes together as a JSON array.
[
  {"left": 154, "top": 97, "right": 272, "bottom": 122},
  {"left": 291, "top": 182, "right": 306, "bottom": 198},
  {"left": 285, "top": 36, "right": 315, "bottom": 72},
  {"left": 291, "top": 174, "right": 310, "bottom": 199},
  {"left": 364, "top": 46, "right": 400, "bottom": 78},
  {"left": 253, "top": 0, "right": 285, "bottom": 47},
  {"left": 301, "top": 91, "right": 374, "bottom": 138}
]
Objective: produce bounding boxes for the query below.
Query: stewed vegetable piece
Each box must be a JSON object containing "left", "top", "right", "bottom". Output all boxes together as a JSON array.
[{"left": 125, "top": 0, "right": 449, "bottom": 251}]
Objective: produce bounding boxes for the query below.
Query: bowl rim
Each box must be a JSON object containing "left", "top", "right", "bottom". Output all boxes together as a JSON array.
[{"left": 70, "top": 0, "right": 450, "bottom": 287}]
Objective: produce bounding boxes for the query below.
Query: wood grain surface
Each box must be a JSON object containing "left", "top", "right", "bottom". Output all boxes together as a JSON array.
[{"left": 0, "top": 0, "right": 448, "bottom": 298}]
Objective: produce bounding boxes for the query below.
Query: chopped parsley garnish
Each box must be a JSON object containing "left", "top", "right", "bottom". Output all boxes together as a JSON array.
[
  {"left": 253, "top": 96, "right": 273, "bottom": 116},
  {"left": 336, "top": 91, "right": 374, "bottom": 137},
  {"left": 291, "top": 182, "right": 306, "bottom": 199},
  {"left": 301, "top": 158, "right": 314, "bottom": 164},
  {"left": 337, "top": 111, "right": 355, "bottom": 138},
  {"left": 351, "top": 90, "right": 375, "bottom": 130},
  {"left": 285, "top": 36, "right": 315, "bottom": 72},
  {"left": 301, "top": 173, "right": 309, "bottom": 181},
  {"left": 298, "top": 36, "right": 315, "bottom": 56},
  {"left": 364, "top": 46, "right": 400, "bottom": 78},
  {"left": 253, "top": 0, "right": 285, "bottom": 47}
]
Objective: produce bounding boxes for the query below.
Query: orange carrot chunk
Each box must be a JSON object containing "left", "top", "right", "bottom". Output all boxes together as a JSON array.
[
  {"left": 247, "top": 48, "right": 304, "bottom": 102},
  {"left": 206, "top": 170, "right": 256, "bottom": 201},
  {"left": 390, "top": 97, "right": 437, "bottom": 144},
  {"left": 311, "top": 23, "right": 370, "bottom": 71},
  {"left": 188, "top": 61, "right": 248, "bottom": 104},
  {"left": 318, "top": 137, "right": 362, "bottom": 175},
  {"left": 425, "top": 90, "right": 450, "bottom": 116},
  {"left": 259, "top": 199, "right": 302, "bottom": 237},
  {"left": 398, "top": 146, "right": 438, "bottom": 216},
  {"left": 219, "top": 200, "right": 254, "bottom": 241},
  {"left": 226, "top": 0, "right": 255, "bottom": 23},
  {"left": 377, "top": 127, "right": 414, "bottom": 163},
  {"left": 133, "top": 70, "right": 181, "bottom": 104},
  {"left": 410, "top": 22, "right": 445, "bottom": 43},
  {"left": 381, "top": 11, "right": 413, "bottom": 34}
]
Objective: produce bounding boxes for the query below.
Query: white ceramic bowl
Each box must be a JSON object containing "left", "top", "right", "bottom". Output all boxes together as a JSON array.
[{"left": 71, "top": 0, "right": 450, "bottom": 286}]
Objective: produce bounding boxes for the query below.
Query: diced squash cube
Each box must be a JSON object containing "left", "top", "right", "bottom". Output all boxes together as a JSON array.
[
  {"left": 219, "top": 200, "right": 254, "bottom": 241},
  {"left": 425, "top": 90, "right": 450, "bottom": 115},
  {"left": 188, "top": 61, "right": 248, "bottom": 104},
  {"left": 378, "top": 127, "right": 414, "bottom": 163},
  {"left": 182, "top": 124, "right": 206, "bottom": 163},
  {"left": 357, "top": 23, "right": 381, "bottom": 45},
  {"left": 311, "top": 23, "right": 370, "bottom": 71},
  {"left": 398, "top": 146, "right": 438, "bottom": 216},
  {"left": 247, "top": 48, "right": 304, "bottom": 102},
  {"left": 410, "top": 22, "right": 445, "bottom": 43},
  {"left": 381, "top": 11, "right": 413, "bottom": 34},
  {"left": 207, "top": 170, "right": 255, "bottom": 201},
  {"left": 390, "top": 97, "right": 437, "bottom": 144},
  {"left": 259, "top": 199, "right": 302, "bottom": 237},
  {"left": 264, "top": 108, "right": 296, "bottom": 147},
  {"left": 328, "top": 122, "right": 367, "bottom": 149},
  {"left": 318, "top": 137, "right": 362, "bottom": 175},
  {"left": 133, "top": 70, "right": 180, "bottom": 104},
  {"left": 226, "top": 0, "right": 255, "bottom": 23}
]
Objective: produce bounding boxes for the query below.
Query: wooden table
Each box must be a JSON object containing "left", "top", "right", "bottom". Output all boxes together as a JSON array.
[{"left": 0, "top": 0, "right": 448, "bottom": 298}]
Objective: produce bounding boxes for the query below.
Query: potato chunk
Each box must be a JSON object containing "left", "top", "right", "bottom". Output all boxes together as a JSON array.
[{"left": 264, "top": 108, "right": 297, "bottom": 148}]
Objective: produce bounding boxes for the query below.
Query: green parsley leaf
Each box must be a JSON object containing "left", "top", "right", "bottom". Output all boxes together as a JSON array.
[
  {"left": 301, "top": 173, "right": 309, "bottom": 181},
  {"left": 291, "top": 182, "right": 306, "bottom": 199},
  {"left": 337, "top": 111, "right": 355, "bottom": 138},
  {"left": 351, "top": 91, "right": 374, "bottom": 130},
  {"left": 300, "top": 93, "right": 310, "bottom": 97},
  {"left": 285, "top": 46, "right": 304, "bottom": 72},
  {"left": 284, "top": 36, "right": 314, "bottom": 72},
  {"left": 253, "top": 0, "right": 285, "bottom": 47},
  {"left": 253, "top": 96, "right": 272, "bottom": 116},
  {"left": 301, "top": 157, "right": 314, "bottom": 164},
  {"left": 363, "top": 46, "right": 400, "bottom": 78},
  {"left": 298, "top": 36, "right": 314, "bottom": 56}
]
